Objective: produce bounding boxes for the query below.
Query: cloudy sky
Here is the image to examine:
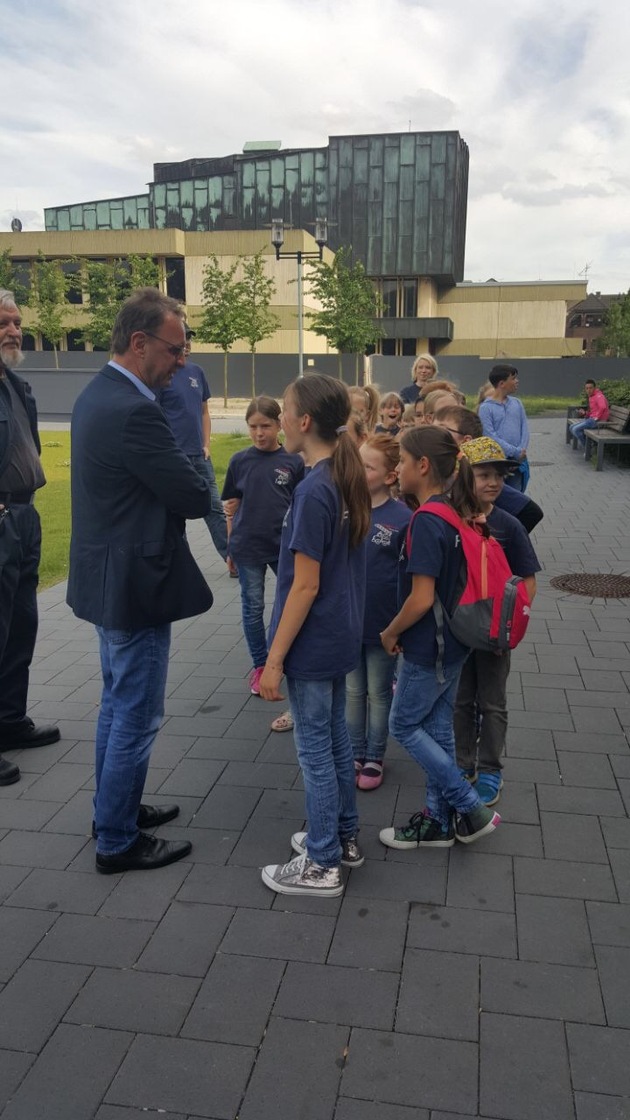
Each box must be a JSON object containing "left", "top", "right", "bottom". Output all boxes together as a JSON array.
[{"left": 2, "top": 0, "right": 629, "bottom": 293}]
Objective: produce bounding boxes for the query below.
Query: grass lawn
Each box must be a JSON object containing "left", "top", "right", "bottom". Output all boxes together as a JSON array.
[{"left": 36, "top": 430, "right": 250, "bottom": 590}]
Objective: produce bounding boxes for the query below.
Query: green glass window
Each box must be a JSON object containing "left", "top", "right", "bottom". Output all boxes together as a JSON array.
[{"left": 96, "top": 202, "right": 110, "bottom": 227}]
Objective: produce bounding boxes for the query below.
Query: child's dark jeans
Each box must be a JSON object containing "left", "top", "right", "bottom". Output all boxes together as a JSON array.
[{"left": 454, "top": 650, "right": 511, "bottom": 773}]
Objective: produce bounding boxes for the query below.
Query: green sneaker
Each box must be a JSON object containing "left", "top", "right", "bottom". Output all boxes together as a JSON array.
[
  {"left": 455, "top": 804, "right": 501, "bottom": 844},
  {"left": 379, "top": 811, "right": 455, "bottom": 850}
]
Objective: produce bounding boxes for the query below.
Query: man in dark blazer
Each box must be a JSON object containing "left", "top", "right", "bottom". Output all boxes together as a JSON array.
[
  {"left": 0, "top": 289, "right": 60, "bottom": 788},
  {"left": 68, "top": 288, "right": 213, "bottom": 874}
]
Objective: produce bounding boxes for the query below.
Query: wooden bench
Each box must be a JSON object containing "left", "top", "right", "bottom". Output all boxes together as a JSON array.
[{"left": 584, "top": 405, "right": 630, "bottom": 471}]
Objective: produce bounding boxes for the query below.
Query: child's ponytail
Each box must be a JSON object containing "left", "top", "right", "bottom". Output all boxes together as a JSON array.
[
  {"left": 290, "top": 374, "right": 371, "bottom": 549},
  {"left": 399, "top": 426, "right": 485, "bottom": 529}
]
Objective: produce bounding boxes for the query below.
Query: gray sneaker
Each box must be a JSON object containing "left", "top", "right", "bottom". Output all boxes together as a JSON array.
[
  {"left": 291, "top": 831, "right": 365, "bottom": 868},
  {"left": 262, "top": 852, "right": 343, "bottom": 896}
]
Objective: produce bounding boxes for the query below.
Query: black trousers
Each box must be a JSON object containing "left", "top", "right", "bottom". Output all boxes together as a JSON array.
[{"left": 0, "top": 503, "right": 41, "bottom": 727}]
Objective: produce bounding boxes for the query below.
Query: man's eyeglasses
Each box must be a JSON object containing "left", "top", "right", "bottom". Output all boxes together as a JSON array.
[
  {"left": 443, "top": 425, "right": 463, "bottom": 437},
  {"left": 143, "top": 331, "right": 186, "bottom": 358}
]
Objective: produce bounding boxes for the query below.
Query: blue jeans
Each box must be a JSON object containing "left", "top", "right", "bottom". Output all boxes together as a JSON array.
[
  {"left": 189, "top": 454, "right": 228, "bottom": 560},
  {"left": 346, "top": 643, "right": 396, "bottom": 762},
  {"left": 287, "top": 675, "right": 359, "bottom": 868},
  {"left": 94, "top": 624, "right": 171, "bottom": 855},
  {"left": 570, "top": 417, "right": 597, "bottom": 447},
  {"left": 389, "top": 658, "right": 480, "bottom": 828},
  {"left": 237, "top": 561, "right": 277, "bottom": 668}
]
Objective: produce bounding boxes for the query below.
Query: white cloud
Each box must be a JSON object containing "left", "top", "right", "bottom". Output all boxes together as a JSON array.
[{"left": 0, "top": 0, "right": 629, "bottom": 291}]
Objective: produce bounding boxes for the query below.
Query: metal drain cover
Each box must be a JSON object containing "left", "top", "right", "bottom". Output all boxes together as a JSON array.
[
  {"left": 529, "top": 461, "right": 553, "bottom": 467},
  {"left": 550, "top": 573, "right": 630, "bottom": 598}
]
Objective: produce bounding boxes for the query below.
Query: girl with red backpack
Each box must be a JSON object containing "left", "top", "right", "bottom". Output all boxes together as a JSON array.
[{"left": 379, "top": 426, "right": 502, "bottom": 849}]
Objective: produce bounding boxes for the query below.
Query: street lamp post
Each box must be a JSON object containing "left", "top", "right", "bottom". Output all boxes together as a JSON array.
[{"left": 271, "top": 218, "right": 328, "bottom": 377}]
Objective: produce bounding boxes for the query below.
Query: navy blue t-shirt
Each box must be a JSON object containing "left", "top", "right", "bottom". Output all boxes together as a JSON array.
[
  {"left": 160, "top": 361, "right": 210, "bottom": 456},
  {"left": 221, "top": 446, "right": 304, "bottom": 566},
  {"left": 399, "top": 383, "right": 421, "bottom": 405},
  {"left": 268, "top": 459, "right": 367, "bottom": 680},
  {"left": 375, "top": 423, "right": 402, "bottom": 437},
  {"left": 487, "top": 505, "right": 541, "bottom": 578},
  {"left": 398, "top": 497, "right": 469, "bottom": 668},
  {"left": 364, "top": 498, "right": 412, "bottom": 645}
]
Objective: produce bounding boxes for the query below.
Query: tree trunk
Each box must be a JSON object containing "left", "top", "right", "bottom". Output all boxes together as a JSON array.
[
  {"left": 337, "top": 352, "right": 342, "bottom": 380},
  {"left": 354, "top": 352, "right": 359, "bottom": 383},
  {"left": 53, "top": 344, "right": 59, "bottom": 370},
  {"left": 251, "top": 349, "right": 256, "bottom": 399},
  {"left": 223, "top": 350, "right": 228, "bottom": 409}
]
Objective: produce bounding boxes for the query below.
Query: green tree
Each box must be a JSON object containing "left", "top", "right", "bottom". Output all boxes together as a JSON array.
[
  {"left": 240, "top": 251, "right": 280, "bottom": 396},
  {"left": 27, "top": 252, "right": 79, "bottom": 368},
  {"left": 306, "top": 246, "right": 383, "bottom": 381},
  {"left": 0, "top": 249, "right": 29, "bottom": 305},
  {"left": 196, "top": 255, "right": 247, "bottom": 407},
  {"left": 81, "top": 255, "right": 161, "bottom": 351},
  {"left": 597, "top": 292, "right": 630, "bottom": 357}
]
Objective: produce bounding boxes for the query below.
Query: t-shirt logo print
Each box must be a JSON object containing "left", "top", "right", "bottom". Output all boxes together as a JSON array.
[
  {"left": 274, "top": 468, "right": 291, "bottom": 487},
  {"left": 372, "top": 523, "right": 393, "bottom": 548},
  {"left": 188, "top": 377, "right": 199, "bottom": 389}
]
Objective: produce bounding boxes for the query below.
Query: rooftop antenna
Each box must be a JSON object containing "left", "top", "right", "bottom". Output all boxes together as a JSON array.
[{"left": 578, "top": 261, "right": 592, "bottom": 287}]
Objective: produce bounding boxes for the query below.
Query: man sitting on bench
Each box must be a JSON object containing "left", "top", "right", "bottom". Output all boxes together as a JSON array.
[{"left": 570, "top": 380, "right": 609, "bottom": 448}]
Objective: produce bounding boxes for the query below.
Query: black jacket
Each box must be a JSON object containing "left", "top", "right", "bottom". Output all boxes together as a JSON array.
[
  {"left": 0, "top": 365, "right": 41, "bottom": 479},
  {"left": 67, "top": 364, "right": 213, "bottom": 629}
]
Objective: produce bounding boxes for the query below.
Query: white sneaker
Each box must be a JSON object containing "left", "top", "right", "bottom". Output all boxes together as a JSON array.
[
  {"left": 291, "top": 831, "right": 365, "bottom": 868},
  {"left": 261, "top": 852, "right": 343, "bottom": 896}
]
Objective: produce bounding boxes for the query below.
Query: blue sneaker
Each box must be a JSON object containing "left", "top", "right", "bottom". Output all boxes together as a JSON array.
[
  {"left": 476, "top": 771, "right": 503, "bottom": 806},
  {"left": 459, "top": 767, "right": 477, "bottom": 783}
]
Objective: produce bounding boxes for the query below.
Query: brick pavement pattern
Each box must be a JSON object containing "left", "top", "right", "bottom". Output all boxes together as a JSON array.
[{"left": 0, "top": 419, "right": 629, "bottom": 1119}]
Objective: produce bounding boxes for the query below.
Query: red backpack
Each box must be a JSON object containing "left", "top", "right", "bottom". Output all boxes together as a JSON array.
[{"left": 405, "top": 502, "right": 531, "bottom": 675}]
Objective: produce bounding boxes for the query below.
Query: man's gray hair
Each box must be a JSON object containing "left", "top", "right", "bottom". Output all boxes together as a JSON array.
[
  {"left": 0, "top": 289, "right": 18, "bottom": 310},
  {"left": 111, "top": 287, "right": 184, "bottom": 355}
]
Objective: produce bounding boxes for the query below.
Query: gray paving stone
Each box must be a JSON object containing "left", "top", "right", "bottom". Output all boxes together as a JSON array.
[
  {"left": 240, "top": 1016, "right": 347, "bottom": 1120},
  {"left": 98, "top": 859, "right": 191, "bottom": 921},
  {"left": 587, "top": 902, "right": 630, "bottom": 948},
  {"left": 593, "top": 946, "right": 630, "bottom": 1028},
  {"left": 557, "top": 751, "right": 617, "bottom": 788},
  {"left": 481, "top": 957, "right": 604, "bottom": 1022},
  {"left": 608, "top": 850, "right": 630, "bottom": 902},
  {"left": 106, "top": 1033, "right": 254, "bottom": 1118},
  {"left": 177, "top": 862, "right": 273, "bottom": 909},
  {"left": 220, "top": 906, "right": 335, "bottom": 962},
  {"left": 40, "top": 789, "right": 94, "bottom": 834},
  {"left": 0, "top": 1049, "right": 35, "bottom": 1114},
  {"left": 537, "top": 785, "right": 626, "bottom": 816},
  {"left": 0, "top": 863, "right": 30, "bottom": 903},
  {"left": 408, "top": 902, "right": 516, "bottom": 958},
  {"left": 275, "top": 960, "right": 398, "bottom": 1030},
  {"left": 0, "top": 907, "right": 58, "bottom": 981},
  {"left": 187, "top": 735, "right": 260, "bottom": 761},
  {"left": 346, "top": 856, "right": 447, "bottom": 905},
  {"left": 0, "top": 829, "right": 89, "bottom": 869},
  {"left": 218, "top": 759, "right": 299, "bottom": 788},
  {"left": 447, "top": 850, "right": 515, "bottom": 912},
  {"left": 0, "top": 1024, "right": 132, "bottom": 1120},
  {"left": 135, "top": 900, "right": 233, "bottom": 976},
  {"left": 552, "top": 730, "right": 630, "bottom": 754},
  {"left": 611, "top": 755, "right": 630, "bottom": 779},
  {"left": 96, "top": 1108, "right": 186, "bottom": 1120},
  {"left": 32, "top": 912, "right": 154, "bottom": 967},
  {"left": 494, "top": 780, "right": 539, "bottom": 824},
  {"left": 155, "top": 758, "right": 226, "bottom": 797},
  {"left": 5, "top": 866, "right": 117, "bottom": 914},
  {"left": 189, "top": 784, "right": 261, "bottom": 830},
  {"left": 505, "top": 709, "right": 575, "bottom": 731},
  {"left": 480, "top": 1013, "right": 573, "bottom": 1120},
  {"left": 601, "top": 817, "right": 630, "bottom": 850},
  {"left": 514, "top": 857, "right": 617, "bottom": 901},
  {"left": 250, "top": 787, "right": 308, "bottom": 819},
  {"left": 568, "top": 1024, "right": 630, "bottom": 1096},
  {"left": 150, "top": 824, "right": 238, "bottom": 865},
  {"left": 396, "top": 948, "right": 479, "bottom": 1040},
  {"left": 516, "top": 895, "right": 594, "bottom": 966},
  {"left": 472, "top": 822, "right": 543, "bottom": 858},
  {"left": 572, "top": 707, "right": 624, "bottom": 734},
  {"left": 65, "top": 966, "right": 200, "bottom": 1034},
  {"left": 502, "top": 757, "right": 561, "bottom": 784},
  {"left": 228, "top": 813, "right": 303, "bottom": 867},
  {"left": 341, "top": 1027, "right": 477, "bottom": 1114},
  {"left": 506, "top": 726, "right": 556, "bottom": 759},
  {"left": 0, "top": 959, "right": 91, "bottom": 1051},
  {"left": 541, "top": 811, "right": 608, "bottom": 863},
  {"left": 335, "top": 1101, "right": 428, "bottom": 1120},
  {"left": 0, "top": 798, "right": 63, "bottom": 831},
  {"left": 328, "top": 896, "right": 409, "bottom": 971},
  {"left": 182, "top": 953, "right": 284, "bottom": 1046},
  {"left": 574, "top": 1092, "right": 630, "bottom": 1120}
]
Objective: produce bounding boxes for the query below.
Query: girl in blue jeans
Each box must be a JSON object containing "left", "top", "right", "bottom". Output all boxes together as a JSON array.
[
  {"left": 379, "top": 426, "right": 501, "bottom": 849},
  {"left": 221, "top": 397, "right": 304, "bottom": 695},
  {"left": 259, "top": 374, "right": 371, "bottom": 898},
  {"left": 346, "top": 434, "right": 411, "bottom": 790}
]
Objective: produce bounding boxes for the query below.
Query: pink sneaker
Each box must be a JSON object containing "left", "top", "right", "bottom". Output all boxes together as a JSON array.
[
  {"left": 249, "top": 667, "right": 264, "bottom": 695},
  {"left": 358, "top": 762, "right": 384, "bottom": 791}
]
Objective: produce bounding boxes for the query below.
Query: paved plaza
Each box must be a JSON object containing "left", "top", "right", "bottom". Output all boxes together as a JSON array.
[{"left": 0, "top": 417, "right": 629, "bottom": 1120}]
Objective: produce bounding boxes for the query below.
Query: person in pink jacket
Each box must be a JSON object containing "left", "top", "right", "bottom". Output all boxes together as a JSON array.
[{"left": 570, "top": 380, "right": 610, "bottom": 447}]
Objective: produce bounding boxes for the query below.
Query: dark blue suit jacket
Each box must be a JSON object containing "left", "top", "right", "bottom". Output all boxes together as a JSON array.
[{"left": 67, "top": 363, "right": 213, "bottom": 629}]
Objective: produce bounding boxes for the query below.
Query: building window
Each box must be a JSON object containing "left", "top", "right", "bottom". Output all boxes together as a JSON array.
[
  {"left": 381, "top": 280, "right": 397, "bottom": 318},
  {"left": 165, "top": 258, "right": 186, "bottom": 302},
  {"left": 402, "top": 280, "right": 417, "bottom": 317},
  {"left": 66, "top": 330, "right": 85, "bottom": 351},
  {"left": 381, "top": 338, "right": 396, "bottom": 355},
  {"left": 62, "top": 261, "right": 83, "bottom": 304},
  {"left": 401, "top": 338, "right": 417, "bottom": 356}
]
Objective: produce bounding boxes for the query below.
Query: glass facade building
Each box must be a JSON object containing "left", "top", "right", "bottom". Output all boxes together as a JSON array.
[{"left": 45, "top": 131, "right": 469, "bottom": 287}]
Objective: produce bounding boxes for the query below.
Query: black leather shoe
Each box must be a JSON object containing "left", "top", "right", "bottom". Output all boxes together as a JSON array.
[
  {"left": 0, "top": 756, "right": 20, "bottom": 786},
  {"left": 95, "top": 832, "right": 192, "bottom": 874},
  {"left": 0, "top": 719, "right": 60, "bottom": 750},
  {"left": 92, "top": 802, "right": 180, "bottom": 839}
]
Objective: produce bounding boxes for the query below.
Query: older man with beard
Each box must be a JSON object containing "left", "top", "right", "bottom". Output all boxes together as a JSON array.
[{"left": 0, "top": 289, "right": 60, "bottom": 787}]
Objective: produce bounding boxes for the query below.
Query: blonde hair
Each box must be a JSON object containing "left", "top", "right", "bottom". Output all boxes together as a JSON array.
[
  {"left": 347, "top": 409, "right": 368, "bottom": 447},
  {"left": 411, "top": 353, "right": 438, "bottom": 383},
  {"left": 363, "top": 384, "right": 381, "bottom": 430},
  {"left": 379, "top": 391, "right": 404, "bottom": 415},
  {"left": 423, "top": 389, "right": 457, "bottom": 419}
]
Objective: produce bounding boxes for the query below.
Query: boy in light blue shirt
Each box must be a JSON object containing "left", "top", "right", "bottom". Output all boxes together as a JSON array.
[{"left": 478, "top": 364, "right": 529, "bottom": 492}]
